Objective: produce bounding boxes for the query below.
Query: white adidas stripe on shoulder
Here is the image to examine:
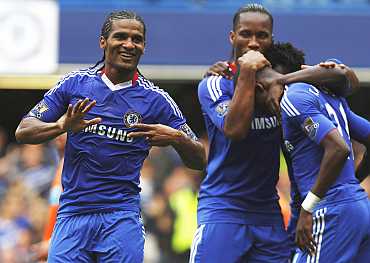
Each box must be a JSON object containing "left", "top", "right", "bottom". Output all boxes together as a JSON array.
[
  {"left": 46, "top": 68, "right": 98, "bottom": 96},
  {"left": 281, "top": 94, "right": 300, "bottom": 117},
  {"left": 206, "top": 76, "right": 223, "bottom": 102},
  {"left": 137, "top": 76, "right": 183, "bottom": 119}
]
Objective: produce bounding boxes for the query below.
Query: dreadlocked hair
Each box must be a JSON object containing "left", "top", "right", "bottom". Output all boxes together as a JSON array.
[
  {"left": 233, "top": 3, "right": 273, "bottom": 31},
  {"left": 90, "top": 10, "right": 146, "bottom": 71},
  {"left": 264, "top": 42, "right": 305, "bottom": 74}
]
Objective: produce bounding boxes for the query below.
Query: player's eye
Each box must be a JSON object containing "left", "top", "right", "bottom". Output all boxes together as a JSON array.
[
  {"left": 239, "top": 30, "right": 253, "bottom": 38},
  {"left": 113, "top": 33, "right": 128, "bottom": 40},
  {"left": 256, "top": 32, "right": 269, "bottom": 39},
  {"left": 132, "top": 35, "right": 144, "bottom": 44}
]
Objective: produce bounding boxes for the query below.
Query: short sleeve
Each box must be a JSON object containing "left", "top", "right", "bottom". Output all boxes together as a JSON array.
[
  {"left": 198, "top": 76, "right": 232, "bottom": 131},
  {"left": 154, "top": 88, "right": 187, "bottom": 130},
  {"left": 281, "top": 83, "right": 336, "bottom": 144},
  {"left": 26, "top": 74, "right": 73, "bottom": 122}
]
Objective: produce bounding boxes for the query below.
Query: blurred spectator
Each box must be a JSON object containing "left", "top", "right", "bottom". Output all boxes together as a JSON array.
[
  {"left": 31, "top": 134, "right": 66, "bottom": 262},
  {"left": 0, "top": 182, "right": 48, "bottom": 263},
  {"left": 15, "top": 144, "right": 55, "bottom": 197}
]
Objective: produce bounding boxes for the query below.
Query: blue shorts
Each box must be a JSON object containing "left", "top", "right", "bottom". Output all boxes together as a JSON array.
[
  {"left": 189, "top": 223, "right": 291, "bottom": 263},
  {"left": 48, "top": 211, "right": 145, "bottom": 263},
  {"left": 293, "top": 198, "right": 370, "bottom": 263}
]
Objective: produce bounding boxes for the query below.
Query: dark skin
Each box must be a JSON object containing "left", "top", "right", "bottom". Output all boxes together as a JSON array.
[
  {"left": 16, "top": 19, "right": 206, "bottom": 170},
  {"left": 296, "top": 130, "right": 350, "bottom": 255},
  {"left": 223, "top": 12, "right": 272, "bottom": 140}
]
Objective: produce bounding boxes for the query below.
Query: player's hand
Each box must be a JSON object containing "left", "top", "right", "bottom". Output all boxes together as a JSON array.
[
  {"left": 57, "top": 98, "right": 102, "bottom": 133},
  {"left": 295, "top": 209, "right": 316, "bottom": 256},
  {"left": 128, "top": 123, "right": 183, "bottom": 147},
  {"left": 301, "top": 61, "right": 344, "bottom": 70},
  {"left": 238, "top": 50, "right": 271, "bottom": 72},
  {"left": 204, "top": 61, "right": 233, "bottom": 79}
]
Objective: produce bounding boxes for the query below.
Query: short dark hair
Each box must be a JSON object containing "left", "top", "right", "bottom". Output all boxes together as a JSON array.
[
  {"left": 233, "top": 3, "right": 273, "bottom": 31},
  {"left": 265, "top": 42, "right": 305, "bottom": 73},
  {"left": 101, "top": 10, "right": 146, "bottom": 40}
]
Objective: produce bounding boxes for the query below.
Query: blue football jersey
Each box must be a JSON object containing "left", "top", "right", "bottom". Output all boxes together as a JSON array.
[
  {"left": 281, "top": 83, "right": 370, "bottom": 206},
  {"left": 197, "top": 75, "right": 282, "bottom": 225},
  {"left": 26, "top": 68, "right": 187, "bottom": 216}
]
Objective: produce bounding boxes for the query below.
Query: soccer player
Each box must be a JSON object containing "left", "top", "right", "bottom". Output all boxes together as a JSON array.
[
  {"left": 259, "top": 65, "right": 370, "bottom": 261},
  {"left": 192, "top": 5, "right": 291, "bottom": 263},
  {"left": 15, "top": 10, "right": 205, "bottom": 263}
]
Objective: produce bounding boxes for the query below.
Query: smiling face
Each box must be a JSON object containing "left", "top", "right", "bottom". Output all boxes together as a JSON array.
[
  {"left": 99, "top": 19, "right": 145, "bottom": 72},
  {"left": 230, "top": 11, "right": 273, "bottom": 59}
]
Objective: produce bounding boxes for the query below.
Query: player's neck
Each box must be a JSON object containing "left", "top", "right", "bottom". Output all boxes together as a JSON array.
[{"left": 104, "top": 66, "right": 136, "bottom": 85}]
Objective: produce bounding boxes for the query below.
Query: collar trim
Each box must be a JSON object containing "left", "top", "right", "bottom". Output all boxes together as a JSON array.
[{"left": 100, "top": 70, "right": 139, "bottom": 91}]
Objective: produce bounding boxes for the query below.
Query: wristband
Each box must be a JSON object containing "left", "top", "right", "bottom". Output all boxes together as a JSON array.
[{"left": 301, "top": 191, "right": 321, "bottom": 213}]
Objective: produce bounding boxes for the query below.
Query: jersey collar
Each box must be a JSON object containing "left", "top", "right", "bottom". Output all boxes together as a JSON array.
[{"left": 100, "top": 70, "right": 139, "bottom": 91}]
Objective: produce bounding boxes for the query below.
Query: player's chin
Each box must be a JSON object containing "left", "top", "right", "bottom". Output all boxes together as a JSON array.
[{"left": 116, "top": 61, "right": 139, "bottom": 72}]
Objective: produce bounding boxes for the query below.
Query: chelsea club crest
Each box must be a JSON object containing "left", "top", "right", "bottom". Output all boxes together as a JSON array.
[{"left": 124, "top": 111, "right": 142, "bottom": 127}]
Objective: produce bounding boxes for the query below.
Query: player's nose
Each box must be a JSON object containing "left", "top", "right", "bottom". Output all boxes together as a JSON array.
[
  {"left": 122, "top": 38, "right": 135, "bottom": 49},
  {"left": 248, "top": 37, "right": 260, "bottom": 51}
]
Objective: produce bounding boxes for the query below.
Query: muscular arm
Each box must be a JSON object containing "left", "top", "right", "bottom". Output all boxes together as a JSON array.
[
  {"left": 128, "top": 123, "right": 206, "bottom": 171},
  {"left": 311, "top": 129, "right": 350, "bottom": 198},
  {"left": 16, "top": 117, "right": 65, "bottom": 144},
  {"left": 16, "top": 98, "right": 101, "bottom": 144},
  {"left": 279, "top": 65, "right": 357, "bottom": 96},
  {"left": 171, "top": 131, "right": 206, "bottom": 170},
  {"left": 223, "top": 50, "right": 270, "bottom": 140},
  {"left": 223, "top": 67, "right": 256, "bottom": 140}
]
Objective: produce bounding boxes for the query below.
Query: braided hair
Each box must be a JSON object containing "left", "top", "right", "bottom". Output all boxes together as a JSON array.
[{"left": 91, "top": 10, "right": 146, "bottom": 72}]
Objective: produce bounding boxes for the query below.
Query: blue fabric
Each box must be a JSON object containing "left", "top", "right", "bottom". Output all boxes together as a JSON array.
[
  {"left": 48, "top": 211, "right": 145, "bottom": 263},
  {"left": 281, "top": 83, "right": 367, "bottom": 201},
  {"left": 197, "top": 75, "right": 282, "bottom": 225},
  {"left": 26, "top": 69, "right": 186, "bottom": 216},
  {"left": 190, "top": 223, "right": 291, "bottom": 263},
  {"left": 293, "top": 199, "right": 370, "bottom": 263}
]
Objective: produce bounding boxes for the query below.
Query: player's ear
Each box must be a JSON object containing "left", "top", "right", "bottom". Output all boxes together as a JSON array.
[
  {"left": 99, "top": 36, "right": 106, "bottom": 49},
  {"left": 229, "top": 31, "right": 236, "bottom": 45}
]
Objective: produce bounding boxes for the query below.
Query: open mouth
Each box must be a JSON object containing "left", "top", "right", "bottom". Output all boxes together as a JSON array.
[{"left": 119, "top": 52, "right": 136, "bottom": 59}]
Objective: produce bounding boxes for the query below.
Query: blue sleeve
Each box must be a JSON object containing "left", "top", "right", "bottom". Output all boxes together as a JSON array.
[
  {"left": 198, "top": 76, "right": 232, "bottom": 131},
  {"left": 155, "top": 89, "right": 187, "bottom": 129},
  {"left": 26, "top": 74, "right": 73, "bottom": 122},
  {"left": 281, "top": 83, "right": 336, "bottom": 144},
  {"left": 342, "top": 101, "right": 370, "bottom": 142}
]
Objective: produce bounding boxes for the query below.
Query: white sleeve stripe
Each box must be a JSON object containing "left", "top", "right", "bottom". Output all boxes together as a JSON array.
[
  {"left": 283, "top": 95, "right": 300, "bottom": 115},
  {"left": 215, "top": 76, "right": 223, "bottom": 98},
  {"left": 45, "top": 71, "right": 96, "bottom": 95},
  {"left": 207, "top": 77, "right": 217, "bottom": 102},
  {"left": 281, "top": 102, "right": 294, "bottom": 117},
  {"left": 137, "top": 78, "right": 183, "bottom": 119},
  {"left": 211, "top": 76, "right": 222, "bottom": 99},
  {"left": 281, "top": 97, "right": 296, "bottom": 117}
]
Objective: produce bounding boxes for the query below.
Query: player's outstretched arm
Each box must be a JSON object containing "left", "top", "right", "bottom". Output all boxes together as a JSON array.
[
  {"left": 16, "top": 98, "right": 101, "bottom": 144},
  {"left": 224, "top": 50, "right": 271, "bottom": 140},
  {"left": 128, "top": 123, "right": 206, "bottom": 170},
  {"left": 296, "top": 129, "right": 350, "bottom": 254},
  {"left": 278, "top": 63, "right": 357, "bottom": 96}
]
